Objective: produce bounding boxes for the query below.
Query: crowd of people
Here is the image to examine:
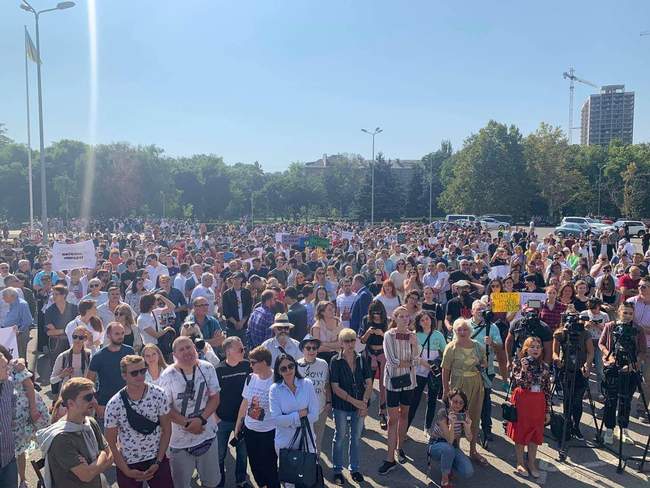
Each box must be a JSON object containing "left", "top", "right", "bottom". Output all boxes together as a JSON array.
[{"left": 0, "top": 217, "right": 648, "bottom": 488}]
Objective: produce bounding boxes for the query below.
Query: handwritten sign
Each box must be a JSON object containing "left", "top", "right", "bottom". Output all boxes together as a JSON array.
[
  {"left": 0, "top": 328, "right": 18, "bottom": 358},
  {"left": 491, "top": 292, "right": 521, "bottom": 313},
  {"left": 488, "top": 265, "right": 510, "bottom": 280},
  {"left": 51, "top": 240, "right": 96, "bottom": 271}
]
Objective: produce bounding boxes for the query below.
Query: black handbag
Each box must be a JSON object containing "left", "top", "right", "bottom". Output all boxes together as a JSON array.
[
  {"left": 279, "top": 418, "right": 323, "bottom": 488},
  {"left": 390, "top": 373, "right": 412, "bottom": 389},
  {"left": 501, "top": 377, "right": 517, "bottom": 422}
]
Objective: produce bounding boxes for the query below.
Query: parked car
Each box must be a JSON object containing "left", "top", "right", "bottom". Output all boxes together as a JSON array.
[
  {"left": 554, "top": 223, "right": 601, "bottom": 238},
  {"left": 445, "top": 214, "right": 478, "bottom": 223},
  {"left": 480, "top": 217, "right": 509, "bottom": 230},
  {"left": 561, "top": 216, "right": 613, "bottom": 233},
  {"left": 613, "top": 220, "right": 646, "bottom": 237}
]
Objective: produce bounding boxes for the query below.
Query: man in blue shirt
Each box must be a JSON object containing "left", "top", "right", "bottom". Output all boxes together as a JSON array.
[
  {"left": 349, "top": 275, "right": 373, "bottom": 333},
  {"left": 186, "top": 296, "right": 224, "bottom": 351},
  {"left": 1, "top": 287, "right": 33, "bottom": 360},
  {"left": 246, "top": 290, "right": 276, "bottom": 349}
]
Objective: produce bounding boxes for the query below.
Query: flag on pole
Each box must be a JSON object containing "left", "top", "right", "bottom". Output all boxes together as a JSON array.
[{"left": 25, "top": 26, "right": 41, "bottom": 64}]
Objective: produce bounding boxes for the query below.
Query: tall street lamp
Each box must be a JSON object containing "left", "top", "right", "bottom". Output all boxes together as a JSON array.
[
  {"left": 597, "top": 165, "right": 606, "bottom": 216},
  {"left": 20, "top": 0, "right": 76, "bottom": 246},
  {"left": 361, "top": 127, "right": 382, "bottom": 226}
]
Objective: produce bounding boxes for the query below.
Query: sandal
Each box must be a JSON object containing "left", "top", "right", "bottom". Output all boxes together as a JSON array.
[{"left": 516, "top": 465, "right": 529, "bottom": 477}]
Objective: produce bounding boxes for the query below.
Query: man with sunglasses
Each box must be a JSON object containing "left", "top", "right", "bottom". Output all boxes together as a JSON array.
[
  {"left": 214, "top": 337, "right": 252, "bottom": 488},
  {"left": 97, "top": 286, "right": 135, "bottom": 333},
  {"left": 38, "top": 378, "right": 113, "bottom": 488},
  {"left": 261, "top": 313, "right": 302, "bottom": 368},
  {"left": 105, "top": 355, "right": 173, "bottom": 487},
  {"left": 159, "top": 336, "right": 221, "bottom": 488}
]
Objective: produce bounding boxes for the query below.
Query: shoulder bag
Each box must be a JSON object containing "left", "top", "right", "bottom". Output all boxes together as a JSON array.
[{"left": 279, "top": 417, "right": 324, "bottom": 488}]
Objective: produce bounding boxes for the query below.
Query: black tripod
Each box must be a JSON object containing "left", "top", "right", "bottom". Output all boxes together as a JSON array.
[
  {"left": 595, "top": 335, "right": 650, "bottom": 473},
  {"left": 556, "top": 339, "right": 600, "bottom": 462}
]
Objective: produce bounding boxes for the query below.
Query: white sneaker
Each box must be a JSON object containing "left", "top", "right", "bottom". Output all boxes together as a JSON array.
[
  {"left": 620, "top": 429, "right": 634, "bottom": 445},
  {"left": 604, "top": 429, "right": 614, "bottom": 445}
]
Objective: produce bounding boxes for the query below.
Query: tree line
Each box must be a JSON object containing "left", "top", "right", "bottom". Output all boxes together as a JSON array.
[{"left": 1, "top": 120, "right": 649, "bottom": 223}]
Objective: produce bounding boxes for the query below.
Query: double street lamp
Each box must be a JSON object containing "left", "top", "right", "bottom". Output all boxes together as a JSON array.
[
  {"left": 20, "top": 0, "right": 76, "bottom": 245},
  {"left": 361, "top": 127, "right": 382, "bottom": 226}
]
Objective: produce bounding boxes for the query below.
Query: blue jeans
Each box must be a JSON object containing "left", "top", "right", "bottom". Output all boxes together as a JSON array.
[
  {"left": 216, "top": 420, "right": 248, "bottom": 484},
  {"left": 0, "top": 458, "right": 17, "bottom": 488},
  {"left": 332, "top": 409, "right": 364, "bottom": 474},
  {"left": 428, "top": 441, "right": 474, "bottom": 478}
]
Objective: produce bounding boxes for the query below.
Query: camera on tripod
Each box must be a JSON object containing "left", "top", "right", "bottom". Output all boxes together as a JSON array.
[
  {"left": 481, "top": 308, "right": 494, "bottom": 324},
  {"left": 611, "top": 321, "right": 638, "bottom": 365},
  {"left": 561, "top": 312, "right": 586, "bottom": 337}
]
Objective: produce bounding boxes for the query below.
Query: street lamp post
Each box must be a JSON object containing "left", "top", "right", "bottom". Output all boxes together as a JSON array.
[
  {"left": 20, "top": 1, "right": 75, "bottom": 246},
  {"left": 361, "top": 127, "right": 382, "bottom": 226}
]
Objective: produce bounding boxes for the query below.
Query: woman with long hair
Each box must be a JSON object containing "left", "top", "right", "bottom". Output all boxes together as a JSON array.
[
  {"left": 408, "top": 310, "right": 446, "bottom": 431},
  {"left": 427, "top": 389, "right": 475, "bottom": 487},
  {"left": 125, "top": 276, "right": 148, "bottom": 314},
  {"left": 507, "top": 336, "right": 551, "bottom": 478},
  {"left": 142, "top": 343, "right": 168, "bottom": 386},
  {"left": 359, "top": 299, "right": 389, "bottom": 430},
  {"left": 377, "top": 280, "right": 401, "bottom": 318},
  {"left": 311, "top": 300, "right": 343, "bottom": 364},
  {"left": 558, "top": 282, "right": 575, "bottom": 307},
  {"left": 113, "top": 303, "right": 143, "bottom": 352},
  {"left": 404, "top": 268, "right": 424, "bottom": 295},
  {"left": 539, "top": 285, "right": 566, "bottom": 332},
  {"left": 378, "top": 306, "right": 419, "bottom": 474},
  {"left": 441, "top": 318, "right": 488, "bottom": 466},
  {"left": 594, "top": 273, "right": 620, "bottom": 320}
]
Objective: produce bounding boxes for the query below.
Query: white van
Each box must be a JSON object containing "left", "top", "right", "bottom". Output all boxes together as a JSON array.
[{"left": 445, "top": 214, "right": 478, "bottom": 224}]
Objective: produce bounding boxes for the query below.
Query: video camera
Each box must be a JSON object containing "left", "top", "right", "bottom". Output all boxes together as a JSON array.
[
  {"left": 481, "top": 308, "right": 495, "bottom": 324},
  {"left": 561, "top": 312, "right": 586, "bottom": 336},
  {"left": 612, "top": 321, "right": 638, "bottom": 366}
]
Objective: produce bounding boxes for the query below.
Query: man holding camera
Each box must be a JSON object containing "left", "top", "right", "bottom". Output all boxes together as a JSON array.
[
  {"left": 552, "top": 314, "right": 594, "bottom": 439},
  {"left": 505, "top": 306, "right": 553, "bottom": 367},
  {"left": 466, "top": 300, "right": 507, "bottom": 442}
]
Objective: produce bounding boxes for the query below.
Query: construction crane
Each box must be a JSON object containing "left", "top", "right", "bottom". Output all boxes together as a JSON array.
[{"left": 563, "top": 67, "right": 599, "bottom": 144}]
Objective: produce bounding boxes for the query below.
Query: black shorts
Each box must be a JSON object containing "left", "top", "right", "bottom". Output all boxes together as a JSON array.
[{"left": 387, "top": 389, "right": 414, "bottom": 408}]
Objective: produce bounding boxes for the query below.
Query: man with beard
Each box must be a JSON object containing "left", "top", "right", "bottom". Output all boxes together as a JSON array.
[
  {"left": 86, "top": 322, "right": 134, "bottom": 421},
  {"left": 261, "top": 313, "right": 302, "bottom": 367}
]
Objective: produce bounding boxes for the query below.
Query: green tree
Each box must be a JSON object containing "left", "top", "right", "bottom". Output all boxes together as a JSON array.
[{"left": 439, "top": 121, "right": 531, "bottom": 216}]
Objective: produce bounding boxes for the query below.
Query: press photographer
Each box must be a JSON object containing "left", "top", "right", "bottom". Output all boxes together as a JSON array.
[
  {"left": 505, "top": 304, "right": 553, "bottom": 368},
  {"left": 598, "top": 302, "right": 647, "bottom": 445},
  {"left": 552, "top": 311, "right": 594, "bottom": 440}
]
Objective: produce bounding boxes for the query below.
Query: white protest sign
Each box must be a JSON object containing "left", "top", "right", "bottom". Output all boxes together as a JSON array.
[
  {"left": 488, "top": 265, "right": 510, "bottom": 280},
  {"left": 275, "top": 233, "right": 285, "bottom": 243},
  {"left": 341, "top": 231, "right": 354, "bottom": 241},
  {"left": 51, "top": 240, "right": 97, "bottom": 271},
  {"left": 519, "top": 292, "right": 547, "bottom": 308},
  {"left": 0, "top": 328, "right": 18, "bottom": 358}
]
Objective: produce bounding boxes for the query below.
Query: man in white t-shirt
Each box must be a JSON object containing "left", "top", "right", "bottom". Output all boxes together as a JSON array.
[
  {"left": 336, "top": 278, "right": 357, "bottom": 328},
  {"left": 191, "top": 273, "right": 217, "bottom": 316},
  {"left": 159, "top": 336, "right": 221, "bottom": 488},
  {"left": 145, "top": 254, "right": 169, "bottom": 288}
]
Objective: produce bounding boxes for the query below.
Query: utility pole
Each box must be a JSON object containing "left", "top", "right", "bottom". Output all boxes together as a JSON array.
[{"left": 361, "top": 127, "right": 382, "bottom": 226}]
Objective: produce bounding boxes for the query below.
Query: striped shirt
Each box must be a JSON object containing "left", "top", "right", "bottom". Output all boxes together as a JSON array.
[
  {"left": 382, "top": 328, "right": 418, "bottom": 391},
  {"left": 0, "top": 379, "right": 15, "bottom": 469}
]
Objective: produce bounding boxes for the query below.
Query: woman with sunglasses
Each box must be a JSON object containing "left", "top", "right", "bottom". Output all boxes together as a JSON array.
[
  {"left": 125, "top": 277, "right": 148, "bottom": 315},
  {"left": 369, "top": 270, "right": 386, "bottom": 296},
  {"left": 330, "top": 328, "right": 373, "bottom": 485},
  {"left": 114, "top": 303, "right": 143, "bottom": 352},
  {"left": 142, "top": 343, "right": 168, "bottom": 386},
  {"left": 50, "top": 325, "right": 92, "bottom": 394},
  {"left": 359, "top": 300, "right": 389, "bottom": 430},
  {"left": 234, "top": 346, "right": 280, "bottom": 488},
  {"left": 404, "top": 268, "right": 424, "bottom": 295},
  {"left": 379, "top": 306, "right": 419, "bottom": 474},
  {"left": 269, "top": 353, "right": 319, "bottom": 485},
  {"left": 82, "top": 277, "right": 109, "bottom": 307},
  {"left": 594, "top": 274, "right": 620, "bottom": 320}
]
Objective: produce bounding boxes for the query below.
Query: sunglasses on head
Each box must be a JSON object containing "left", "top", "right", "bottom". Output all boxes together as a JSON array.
[
  {"left": 128, "top": 368, "right": 148, "bottom": 377},
  {"left": 279, "top": 363, "right": 295, "bottom": 373}
]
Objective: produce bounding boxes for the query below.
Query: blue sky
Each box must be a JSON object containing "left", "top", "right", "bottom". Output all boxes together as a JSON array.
[{"left": 1, "top": 0, "right": 649, "bottom": 171}]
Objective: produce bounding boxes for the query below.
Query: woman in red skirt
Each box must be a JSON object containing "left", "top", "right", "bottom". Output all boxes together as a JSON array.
[{"left": 507, "top": 336, "right": 551, "bottom": 478}]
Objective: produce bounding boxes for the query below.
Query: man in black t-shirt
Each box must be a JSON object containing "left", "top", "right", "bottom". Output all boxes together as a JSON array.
[
  {"left": 214, "top": 337, "right": 251, "bottom": 487},
  {"left": 444, "top": 280, "right": 475, "bottom": 337}
]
